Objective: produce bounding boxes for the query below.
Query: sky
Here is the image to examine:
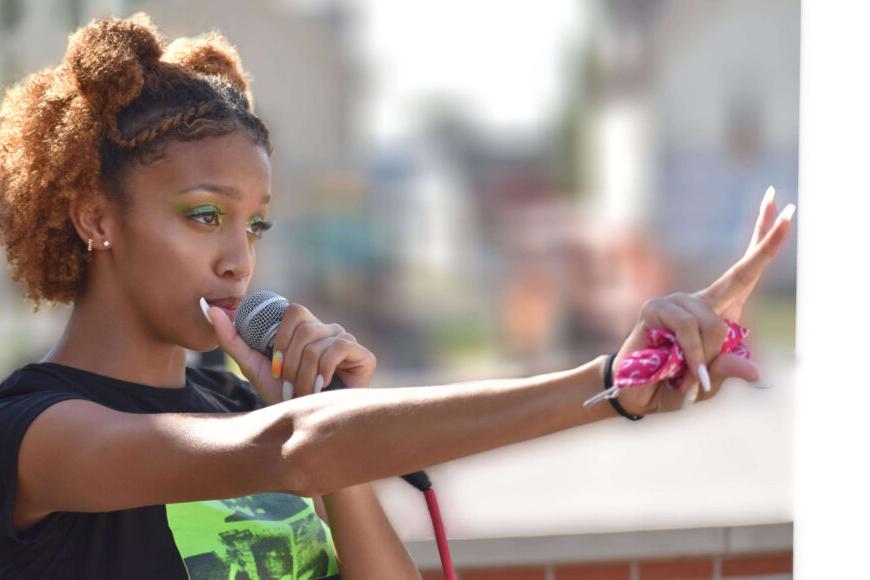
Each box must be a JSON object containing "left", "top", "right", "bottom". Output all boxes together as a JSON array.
[{"left": 343, "top": 0, "right": 586, "bottom": 142}]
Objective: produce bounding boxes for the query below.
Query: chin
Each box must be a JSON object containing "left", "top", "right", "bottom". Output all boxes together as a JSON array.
[
  {"left": 194, "top": 341, "right": 221, "bottom": 353},
  {"left": 192, "top": 336, "right": 221, "bottom": 353},
  {"left": 179, "top": 325, "right": 220, "bottom": 353}
]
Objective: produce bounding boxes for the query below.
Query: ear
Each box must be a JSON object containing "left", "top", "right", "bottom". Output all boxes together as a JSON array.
[{"left": 68, "top": 193, "right": 119, "bottom": 250}]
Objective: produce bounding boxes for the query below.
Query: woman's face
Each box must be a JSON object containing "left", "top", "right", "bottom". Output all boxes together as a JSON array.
[{"left": 112, "top": 130, "right": 272, "bottom": 351}]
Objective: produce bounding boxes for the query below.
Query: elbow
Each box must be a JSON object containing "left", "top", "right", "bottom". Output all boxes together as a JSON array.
[
  {"left": 280, "top": 410, "right": 359, "bottom": 496},
  {"left": 278, "top": 431, "right": 323, "bottom": 497},
  {"left": 267, "top": 397, "right": 331, "bottom": 496},
  {"left": 276, "top": 393, "right": 368, "bottom": 496},
  {"left": 277, "top": 418, "right": 342, "bottom": 497}
]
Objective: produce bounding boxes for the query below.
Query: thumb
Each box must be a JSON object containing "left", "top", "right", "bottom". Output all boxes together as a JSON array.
[
  {"left": 204, "top": 302, "right": 263, "bottom": 376},
  {"left": 707, "top": 352, "right": 761, "bottom": 386}
]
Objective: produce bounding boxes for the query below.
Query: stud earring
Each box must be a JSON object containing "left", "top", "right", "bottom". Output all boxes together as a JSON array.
[
  {"left": 102, "top": 240, "right": 111, "bottom": 249},
  {"left": 87, "top": 238, "right": 93, "bottom": 252}
]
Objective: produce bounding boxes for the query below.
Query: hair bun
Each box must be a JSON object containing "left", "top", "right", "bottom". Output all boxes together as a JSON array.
[
  {"left": 65, "top": 12, "right": 164, "bottom": 113},
  {"left": 163, "top": 31, "right": 254, "bottom": 107}
]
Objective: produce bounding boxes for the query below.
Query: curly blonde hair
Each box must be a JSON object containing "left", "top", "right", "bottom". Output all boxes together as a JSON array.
[{"left": 0, "top": 12, "right": 272, "bottom": 312}]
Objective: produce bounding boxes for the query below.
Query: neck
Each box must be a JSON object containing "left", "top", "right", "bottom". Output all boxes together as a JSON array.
[{"left": 41, "top": 279, "right": 188, "bottom": 389}]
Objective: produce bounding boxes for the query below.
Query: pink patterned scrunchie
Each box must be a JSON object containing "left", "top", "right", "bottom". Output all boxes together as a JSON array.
[
  {"left": 615, "top": 319, "right": 750, "bottom": 390},
  {"left": 583, "top": 319, "right": 751, "bottom": 407}
]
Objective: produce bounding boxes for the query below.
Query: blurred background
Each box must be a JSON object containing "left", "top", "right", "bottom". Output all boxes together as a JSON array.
[{"left": 0, "top": 0, "right": 798, "bottom": 577}]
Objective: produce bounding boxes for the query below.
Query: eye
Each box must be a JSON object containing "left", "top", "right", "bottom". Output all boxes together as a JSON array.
[
  {"left": 185, "top": 205, "right": 271, "bottom": 239},
  {"left": 193, "top": 211, "right": 221, "bottom": 226},
  {"left": 247, "top": 219, "right": 273, "bottom": 239},
  {"left": 187, "top": 205, "right": 224, "bottom": 226}
]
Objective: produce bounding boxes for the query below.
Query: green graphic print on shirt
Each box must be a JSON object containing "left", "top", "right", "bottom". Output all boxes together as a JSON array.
[{"left": 166, "top": 492, "right": 340, "bottom": 579}]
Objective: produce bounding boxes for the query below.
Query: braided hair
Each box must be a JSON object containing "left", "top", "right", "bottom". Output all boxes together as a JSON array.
[{"left": 0, "top": 12, "right": 272, "bottom": 312}]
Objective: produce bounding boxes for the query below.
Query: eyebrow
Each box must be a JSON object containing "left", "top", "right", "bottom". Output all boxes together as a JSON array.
[{"left": 176, "top": 183, "right": 271, "bottom": 204}]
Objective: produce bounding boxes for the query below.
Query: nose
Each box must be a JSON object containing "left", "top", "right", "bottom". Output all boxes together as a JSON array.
[{"left": 216, "top": 228, "right": 255, "bottom": 282}]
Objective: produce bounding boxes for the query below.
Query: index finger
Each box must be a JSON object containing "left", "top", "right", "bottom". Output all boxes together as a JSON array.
[
  {"left": 699, "top": 203, "right": 795, "bottom": 312},
  {"left": 270, "top": 303, "right": 318, "bottom": 377}
]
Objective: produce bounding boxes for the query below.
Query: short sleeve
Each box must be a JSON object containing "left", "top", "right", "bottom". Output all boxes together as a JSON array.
[{"left": 0, "top": 391, "right": 86, "bottom": 541}]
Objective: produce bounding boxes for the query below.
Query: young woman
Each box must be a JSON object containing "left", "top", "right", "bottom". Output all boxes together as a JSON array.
[{"left": 0, "top": 13, "right": 794, "bottom": 580}]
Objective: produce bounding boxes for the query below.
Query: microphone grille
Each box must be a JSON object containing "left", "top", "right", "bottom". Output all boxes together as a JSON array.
[{"left": 235, "top": 290, "right": 289, "bottom": 354}]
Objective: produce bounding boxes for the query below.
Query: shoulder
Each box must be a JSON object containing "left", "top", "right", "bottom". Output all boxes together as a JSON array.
[
  {"left": 0, "top": 365, "right": 87, "bottom": 411},
  {"left": 0, "top": 364, "right": 90, "bottom": 439},
  {"left": 0, "top": 368, "right": 88, "bottom": 541}
]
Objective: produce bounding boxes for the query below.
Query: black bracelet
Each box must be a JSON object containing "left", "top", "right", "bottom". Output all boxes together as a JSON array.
[{"left": 604, "top": 351, "right": 644, "bottom": 421}]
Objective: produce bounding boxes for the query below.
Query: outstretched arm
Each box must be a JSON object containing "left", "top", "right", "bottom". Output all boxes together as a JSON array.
[{"left": 274, "top": 355, "right": 615, "bottom": 495}]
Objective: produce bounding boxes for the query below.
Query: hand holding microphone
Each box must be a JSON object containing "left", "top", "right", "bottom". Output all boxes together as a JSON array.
[
  {"left": 205, "top": 290, "right": 435, "bottom": 494},
  {"left": 201, "top": 291, "right": 377, "bottom": 406}
]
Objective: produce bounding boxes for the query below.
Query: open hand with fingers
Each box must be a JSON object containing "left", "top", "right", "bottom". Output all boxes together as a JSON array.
[
  {"left": 203, "top": 300, "right": 377, "bottom": 406},
  {"left": 611, "top": 187, "right": 795, "bottom": 416}
]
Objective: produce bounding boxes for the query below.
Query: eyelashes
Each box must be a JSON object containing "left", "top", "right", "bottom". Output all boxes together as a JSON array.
[
  {"left": 249, "top": 219, "right": 273, "bottom": 238},
  {"left": 185, "top": 205, "right": 273, "bottom": 239},
  {"left": 186, "top": 206, "right": 223, "bottom": 225}
]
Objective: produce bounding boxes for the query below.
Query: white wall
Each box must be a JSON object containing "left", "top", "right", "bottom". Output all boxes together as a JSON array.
[{"left": 795, "top": 1, "right": 870, "bottom": 577}]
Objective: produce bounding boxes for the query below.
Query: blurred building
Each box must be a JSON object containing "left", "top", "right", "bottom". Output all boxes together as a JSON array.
[
  {"left": 376, "top": 1, "right": 797, "bottom": 576},
  {"left": 575, "top": 0, "right": 799, "bottom": 292}
]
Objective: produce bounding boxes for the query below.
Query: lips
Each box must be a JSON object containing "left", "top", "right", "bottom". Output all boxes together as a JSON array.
[
  {"left": 213, "top": 305, "right": 237, "bottom": 320},
  {"left": 204, "top": 297, "right": 242, "bottom": 321}
]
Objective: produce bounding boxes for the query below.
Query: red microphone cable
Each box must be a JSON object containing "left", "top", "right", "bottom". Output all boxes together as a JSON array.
[
  {"left": 322, "top": 381, "right": 456, "bottom": 578},
  {"left": 401, "top": 473, "right": 456, "bottom": 579},
  {"left": 424, "top": 488, "right": 456, "bottom": 580}
]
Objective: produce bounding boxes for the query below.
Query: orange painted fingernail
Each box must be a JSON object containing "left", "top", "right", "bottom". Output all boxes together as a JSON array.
[{"left": 271, "top": 351, "right": 283, "bottom": 379}]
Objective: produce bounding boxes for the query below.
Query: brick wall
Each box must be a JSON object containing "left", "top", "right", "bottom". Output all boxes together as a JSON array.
[{"left": 420, "top": 551, "right": 792, "bottom": 579}]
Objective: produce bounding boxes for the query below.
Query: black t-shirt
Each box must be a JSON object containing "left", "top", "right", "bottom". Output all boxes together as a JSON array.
[{"left": 0, "top": 362, "right": 341, "bottom": 579}]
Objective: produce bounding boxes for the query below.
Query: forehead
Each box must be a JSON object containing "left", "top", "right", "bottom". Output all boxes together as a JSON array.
[{"left": 123, "top": 131, "right": 271, "bottom": 199}]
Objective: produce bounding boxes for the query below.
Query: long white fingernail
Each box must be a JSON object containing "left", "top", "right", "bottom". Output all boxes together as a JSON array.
[
  {"left": 199, "top": 297, "right": 213, "bottom": 325},
  {"left": 314, "top": 374, "right": 324, "bottom": 393},
  {"left": 762, "top": 185, "right": 776, "bottom": 209},
  {"left": 698, "top": 363, "right": 711, "bottom": 393},
  {"left": 778, "top": 203, "right": 796, "bottom": 222},
  {"left": 282, "top": 381, "right": 294, "bottom": 401},
  {"left": 749, "top": 379, "right": 772, "bottom": 389},
  {"left": 682, "top": 383, "right": 699, "bottom": 409}
]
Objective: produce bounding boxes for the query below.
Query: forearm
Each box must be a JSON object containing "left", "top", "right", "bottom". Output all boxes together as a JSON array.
[
  {"left": 317, "top": 483, "right": 421, "bottom": 579},
  {"left": 280, "top": 355, "right": 616, "bottom": 494}
]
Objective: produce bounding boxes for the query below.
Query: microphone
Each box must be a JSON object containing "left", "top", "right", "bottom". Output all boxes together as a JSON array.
[
  {"left": 234, "top": 290, "right": 299, "bottom": 360},
  {"left": 234, "top": 290, "right": 432, "bottom": 492}
]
